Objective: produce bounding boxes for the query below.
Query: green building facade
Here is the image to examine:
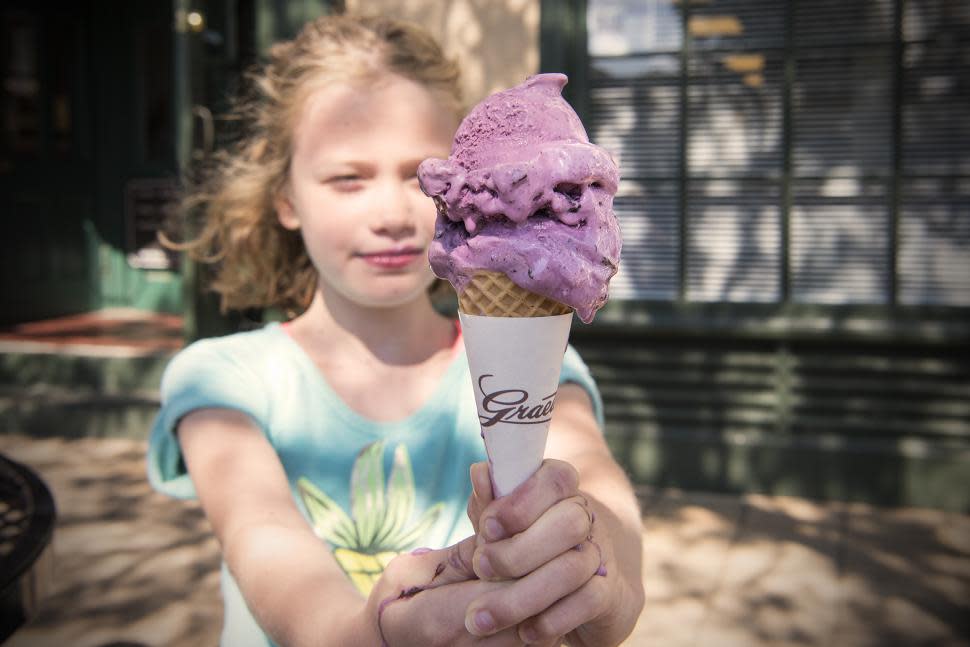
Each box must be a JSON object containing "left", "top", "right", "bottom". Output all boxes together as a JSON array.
[
  {"left": 2, "top": 0, "right": 968, "bottom": 509},
  {"left": 2, "top": 0, "right": 340, "bottom": 326}
]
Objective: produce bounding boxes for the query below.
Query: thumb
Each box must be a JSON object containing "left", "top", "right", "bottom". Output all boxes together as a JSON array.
[{"left": 468, "top": 461, "right": 495, "bottom": 534}]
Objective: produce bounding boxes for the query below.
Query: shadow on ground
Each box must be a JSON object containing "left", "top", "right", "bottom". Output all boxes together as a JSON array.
[
  {"left": 630, "top": 490, "right": 970, "bottom": 647},
  {"left": 2, "top": 435, "right": 968, "bottom": 647},
  {"left": 1, "top": 436, "right": 222, "bottom": 647}
]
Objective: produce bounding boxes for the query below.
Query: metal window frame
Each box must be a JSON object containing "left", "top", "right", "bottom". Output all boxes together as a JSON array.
[{"left": 540, "top": 0, "right": 969, "bottom": 344}]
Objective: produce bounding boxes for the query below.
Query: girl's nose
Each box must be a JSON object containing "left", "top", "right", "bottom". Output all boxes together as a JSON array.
[{"left": 372, "top": 181, "right": 418, "bottom": 237}]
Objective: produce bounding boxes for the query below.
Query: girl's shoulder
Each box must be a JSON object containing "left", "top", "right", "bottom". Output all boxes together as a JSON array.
[
  {"left": 178, "top": 323, "right": 286, "bottom": 358},
  {"left": 161, "top": 323, "right": 292, "bottom": 389}
]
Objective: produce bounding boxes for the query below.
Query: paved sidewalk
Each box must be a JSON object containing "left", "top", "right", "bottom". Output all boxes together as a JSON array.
[
  {"left": 2, "top": 434, "right": 968, "bottom": 647},
  {"left": 629, "top": 490, "right": 969, "bottom": 647}
]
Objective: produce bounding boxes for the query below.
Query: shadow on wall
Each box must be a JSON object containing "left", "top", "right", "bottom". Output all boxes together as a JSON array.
[{"left": 607, "top": 0, "right": 969, "bottom": 305}]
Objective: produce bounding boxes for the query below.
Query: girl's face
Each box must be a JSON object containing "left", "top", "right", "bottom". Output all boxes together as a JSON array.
[{"left": 276, "top": 74, "right": 458, "bottom": 310}]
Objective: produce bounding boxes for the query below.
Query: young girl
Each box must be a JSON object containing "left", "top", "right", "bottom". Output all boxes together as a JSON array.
[{"left": 148, "top": 14, "right": 644, "bottom": 647}]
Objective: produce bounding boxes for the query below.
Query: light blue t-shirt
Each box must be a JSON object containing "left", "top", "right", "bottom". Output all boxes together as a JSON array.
[{"left": 147, "top": 322, "right": 603, "bottom": 646}]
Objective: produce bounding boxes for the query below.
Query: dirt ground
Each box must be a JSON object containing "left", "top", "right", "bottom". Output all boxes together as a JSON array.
[{"left": 2, "top": 434, "right": 968, "bottom": 647}]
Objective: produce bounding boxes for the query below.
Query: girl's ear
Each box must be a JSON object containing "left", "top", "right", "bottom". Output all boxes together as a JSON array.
[{"left": 275, "top": 187, "right": 300, "bottom": 230}]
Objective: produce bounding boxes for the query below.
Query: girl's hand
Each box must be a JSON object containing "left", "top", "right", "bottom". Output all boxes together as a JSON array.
[
  {"left": 465, "top": 460, "right": 629, "bottom": 646},
  {"left": 364, "top": 536, "right": 562, "bottom": 646}
]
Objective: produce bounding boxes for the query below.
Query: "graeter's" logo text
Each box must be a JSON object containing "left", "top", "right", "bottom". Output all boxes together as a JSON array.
[{"left": 477, "top": 374, "right": 557, "bottom": 427}]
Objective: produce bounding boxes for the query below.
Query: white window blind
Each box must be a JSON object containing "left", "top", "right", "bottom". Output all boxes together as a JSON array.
[
  {"left": 791, "top": 179, "right": 891, "bottom": 304},
  {"left": 585, "top": 0, "right": 970, "bottom": 307},
  {"left": 688, "top": 181, "right": 781, "bottom": 302},
  {"left": 588, "top": 65, "right": 682, "bottom": 301},
  {"left": 899, "top": 0, "right": 970, "bottom": 305}
]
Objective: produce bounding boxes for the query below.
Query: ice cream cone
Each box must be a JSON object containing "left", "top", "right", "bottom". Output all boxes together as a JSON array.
[
  {"left": 458, "top": 272, "right": 573, "bottom": 497},
  {"left": 419, "top": 75, "right": 620, "bottom": 495},
  {"left": 458, "top": 271, "right": 572, "bottom": 317}
]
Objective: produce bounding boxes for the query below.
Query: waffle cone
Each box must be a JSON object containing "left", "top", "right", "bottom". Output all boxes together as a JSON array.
[{"left": 458, "top": 271, "right": 571, "bottom": 317}]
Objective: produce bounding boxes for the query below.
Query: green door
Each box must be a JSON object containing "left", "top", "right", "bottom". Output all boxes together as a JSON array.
[
  {"left": 91, "top": 0, "right": 182, "bottom": 315},
  {"left": 1, "top": 1, "right": 98, "bottom": 324}
]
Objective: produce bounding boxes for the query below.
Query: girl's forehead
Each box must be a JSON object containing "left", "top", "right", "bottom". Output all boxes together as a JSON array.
[
  {"left": 291, "top": 76, "right": 457, "bottom": 156},
  {"left": 298, "top": 76, "right": 440, "bottom": 128},
  {"left": 300, "top": 79, "right": 377, "bottom": 120}
]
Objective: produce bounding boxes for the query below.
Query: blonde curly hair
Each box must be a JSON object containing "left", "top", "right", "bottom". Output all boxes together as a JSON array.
[{"left": 169, "top": 14, "right": 463, "bottom": 315}]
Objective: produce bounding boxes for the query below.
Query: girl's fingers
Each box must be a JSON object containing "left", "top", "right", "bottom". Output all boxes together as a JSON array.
[
  {"left": 464, "top": 537, "right": 602, "bottom": 638},
  {"left": 380, "top": 578, "right": 522, "bottom": 647},
  {"left": 478, "top": 460, "right": 580, "bottom": 543},
  {"left": 517, "top": 574, "right": 613, "bottom": 645},
  {"left": 474, "top": 494, "right": 592, "bottom": 580}
]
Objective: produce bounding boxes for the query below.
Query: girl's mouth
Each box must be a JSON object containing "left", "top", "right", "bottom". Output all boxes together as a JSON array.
[{"left": 358, "top": 247, "right": 424, "bottom": 269}]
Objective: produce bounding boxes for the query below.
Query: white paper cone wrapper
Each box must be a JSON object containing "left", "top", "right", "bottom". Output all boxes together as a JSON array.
[{"left": 459, "top": 312, "right": 573, "bottom": 497}]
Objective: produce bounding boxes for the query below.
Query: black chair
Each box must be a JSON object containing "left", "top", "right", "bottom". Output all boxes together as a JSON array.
[{"left": 0, "top": 453, "right": 56, "bottom": 642}]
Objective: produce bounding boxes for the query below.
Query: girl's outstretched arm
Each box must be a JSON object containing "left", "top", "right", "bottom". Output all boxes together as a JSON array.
[
  {"left": 178, "top": 408, "right": 536, "bottom": 647},
  {"left": 465, "top": 384, "right": 645, "bottom": 646},
  {"left": 177, "top": 408, "right": 375, "bottom": 646}
]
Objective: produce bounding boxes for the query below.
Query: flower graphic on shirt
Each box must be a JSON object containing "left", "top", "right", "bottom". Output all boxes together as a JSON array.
[{"left": 297, "top": 440, "right": 443, "bottom": 596}]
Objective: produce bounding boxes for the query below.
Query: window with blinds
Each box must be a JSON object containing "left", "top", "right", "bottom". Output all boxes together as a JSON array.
[{"left": 585, "top": 0, "right": 970, "bottom": 307}]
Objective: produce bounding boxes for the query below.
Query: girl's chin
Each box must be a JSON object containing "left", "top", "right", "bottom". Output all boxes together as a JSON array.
[
  {"left": 333, "top": 278, "right": 436, "bottom": 309},
  {"left": 365, "top": 292, "right": 434, "bottom": 310}
]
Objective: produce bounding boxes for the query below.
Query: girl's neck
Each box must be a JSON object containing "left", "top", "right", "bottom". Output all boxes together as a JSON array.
[
  {"left": 284, "top": 287, "right": 459, "bottom": 423},
  {"left": 287, "top": 287, "right": 453, "bottom": 368}
]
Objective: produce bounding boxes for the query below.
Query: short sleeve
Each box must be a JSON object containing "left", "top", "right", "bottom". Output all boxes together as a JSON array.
[
  {"left": 146, "top": 338, "right": 269, "bottom": 499},
  {"left": 559, "top": 345, "right": 605, "bottom": 429}
]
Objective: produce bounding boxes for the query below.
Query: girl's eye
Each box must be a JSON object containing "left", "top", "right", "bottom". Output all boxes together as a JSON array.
[{"left": 328, "top": 175, "right": 363, "bottom": 191}]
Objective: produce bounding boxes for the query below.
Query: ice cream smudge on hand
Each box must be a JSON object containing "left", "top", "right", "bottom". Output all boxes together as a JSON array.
[{"left": 419, "top": 73, "right": 621, "bottom": 323}]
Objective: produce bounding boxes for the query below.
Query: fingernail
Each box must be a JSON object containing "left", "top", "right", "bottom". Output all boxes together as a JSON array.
[
  {"left": 410, "top": 547, "right": 432, "bottom": 555},
  {"left": 483, "top": 517, "right": 506, "bottom": 541},
  {"left": 520, "top": 624, "right": 539, "bottom": 643},
  {"left": 476, "top": 552, "right": 494, "bottom": 579},
  {"left": 466, "top": 609, "right": 495, "bottom": 635},
  {"left": 471, "top": 463, "right": 489, "bottom": 499}
]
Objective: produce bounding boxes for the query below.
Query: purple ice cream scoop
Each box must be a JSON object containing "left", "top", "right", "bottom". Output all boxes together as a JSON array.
[{"left": 418, "top": 73, "right": 621, "bottom": 323}]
